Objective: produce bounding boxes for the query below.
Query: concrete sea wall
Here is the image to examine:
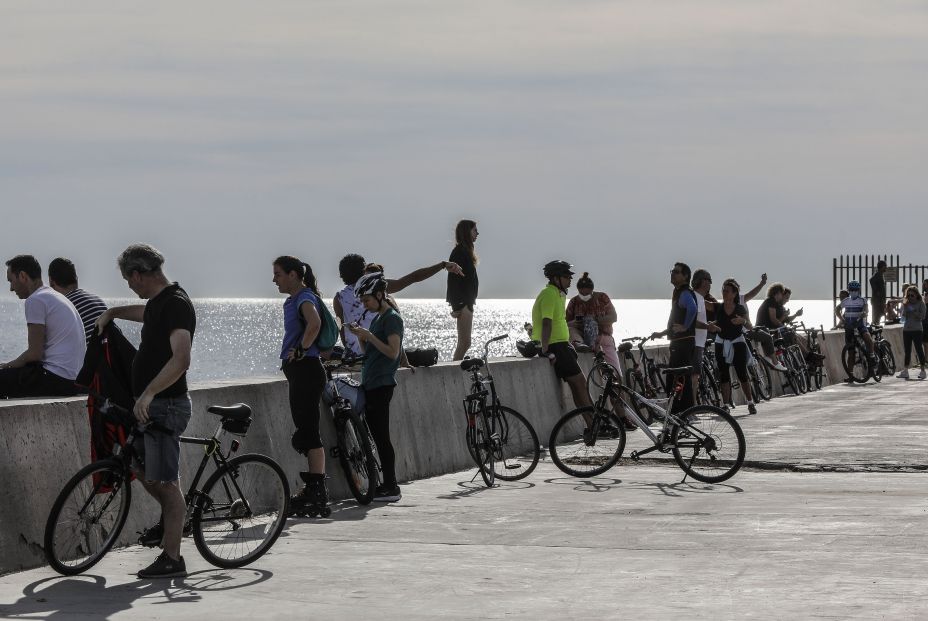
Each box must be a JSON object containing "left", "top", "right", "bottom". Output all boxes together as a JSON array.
[{"left": 0, "top": 325, "right": 907, "bottom": 574}]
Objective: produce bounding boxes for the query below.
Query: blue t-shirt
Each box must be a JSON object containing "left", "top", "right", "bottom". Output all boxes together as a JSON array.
[
  {"left": 281, "top": 289, "right": 322, "bottom": 359},
  {"left": 361, "top": 309, "right": 404, "bottom": 390}
]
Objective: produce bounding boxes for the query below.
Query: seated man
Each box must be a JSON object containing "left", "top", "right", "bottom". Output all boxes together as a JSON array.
[
  {"left": 0, "top": 255, "right": 85, "bottom": 398},
  {"left": 48, "top": 257, "right": 108, "bottom": 344}
]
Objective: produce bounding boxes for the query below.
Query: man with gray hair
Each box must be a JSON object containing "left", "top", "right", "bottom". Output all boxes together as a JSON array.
[{"left": 96, "top": 243, "right": 196, "bottom": 579}]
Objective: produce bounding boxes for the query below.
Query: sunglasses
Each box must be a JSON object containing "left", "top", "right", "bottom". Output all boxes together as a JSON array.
[{"left": 670, "top": 269, "right": 683, "bottom": 275}]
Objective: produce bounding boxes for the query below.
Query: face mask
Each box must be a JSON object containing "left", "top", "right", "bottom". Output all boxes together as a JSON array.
[
  {"left": 578, "top": 293, "right": 593, "bottom": 302},
  {"left": 849, "top": 291, "right": 860, "bottom": 299}
]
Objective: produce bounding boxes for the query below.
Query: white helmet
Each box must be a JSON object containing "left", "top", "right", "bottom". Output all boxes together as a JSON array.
[{"left": 354, "top": 272, "right": 388, "bottom": 298}]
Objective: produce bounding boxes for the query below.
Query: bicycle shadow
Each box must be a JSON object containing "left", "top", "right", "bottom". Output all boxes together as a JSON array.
[
  {"left": 542, "top": 476, "right": 742, "bottom": 497},
  {"left": 543, "top": 477, "right": 622, "bottom": 492},
  {"left": 436, "top": 478, "right": 535, "bottom": 500},
  {"left": 0, "top": 568, "right": 272, "bottom": 620}
]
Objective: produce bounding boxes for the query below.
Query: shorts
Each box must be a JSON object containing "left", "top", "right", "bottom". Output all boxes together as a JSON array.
[
  {"left": 548, "top": 342, "right": 582, "bottom": 381},
  {"left": 844, "top": 321, "right": 869, "bottom": 346},
  {"left": 133, "top": 395, "right": 192, "bottom": 483},
  {"left": 450, "top": 302, "right": 474, "bottom": 313},
  {"left": 692, "top": 346, "right": 704, "bottom": 375}
]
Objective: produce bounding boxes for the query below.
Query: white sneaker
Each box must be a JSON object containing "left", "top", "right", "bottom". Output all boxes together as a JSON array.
[
  {"left": 771, "top": 361, "right": 787, "bottom": 372},
  {"left": 897, "top": 369, "right": 910, "bottom": 379},
  {"left": 919, "top": 369, "right": 927, "bottom": 380}
]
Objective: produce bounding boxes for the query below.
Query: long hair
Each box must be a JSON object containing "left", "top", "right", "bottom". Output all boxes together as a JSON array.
[
  {"left": 274, "top": 255, "right": 321, "bottom": 297},
  {"left": 454, "top": 219, "right": 478, "bottom": 265}
]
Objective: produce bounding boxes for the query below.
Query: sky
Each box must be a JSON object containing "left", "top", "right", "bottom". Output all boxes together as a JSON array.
[{"left": 2, "top": 1, "right": 926, "bottom": 300}]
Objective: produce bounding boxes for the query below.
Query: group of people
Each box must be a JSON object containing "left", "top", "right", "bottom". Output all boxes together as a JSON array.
[{"left": 1, "top": 219, "right": 480, "bottom": 580}]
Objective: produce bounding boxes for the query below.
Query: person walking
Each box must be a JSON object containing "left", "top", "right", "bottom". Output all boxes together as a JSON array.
[
  {"left": 565, "top": 272, "right": 621, "bottom": 371},
  {"left": 272, "top": 256, "right": 330, "bottom": 516},
  {"left": 95, "top": 244, "right": 195, "bottom": 578},
  {"left": 347, "top": 272, "right": 404, "bottom": 502},
  {"left": 714, "top": 279, "right": 757, "bottom": 414},
  {"left": 897, "top": 286, "right": 926, "bottom": 379},
  {"left": 447, "top": 220, "right": 479, "bottom": 361}
]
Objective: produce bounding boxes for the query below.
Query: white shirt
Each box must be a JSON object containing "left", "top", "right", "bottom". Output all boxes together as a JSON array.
[
  {"left": 336, "top": 285, "right": 374, "bottom": 356},
  {"left": 24, "top": 286, "right": 86, "bottom": 380},
  {"left": 695, "top": 291, "right": 708, "bottom": 347}
]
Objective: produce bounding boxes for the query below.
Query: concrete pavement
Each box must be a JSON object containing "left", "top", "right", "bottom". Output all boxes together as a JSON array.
[{"left": 1, "top": 378, "right": 926, "bottom": 620}]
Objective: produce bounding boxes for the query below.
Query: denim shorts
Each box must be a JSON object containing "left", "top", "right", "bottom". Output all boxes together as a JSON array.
[{"left": 133, "top": 395, "right": 192, "bottom": 483}]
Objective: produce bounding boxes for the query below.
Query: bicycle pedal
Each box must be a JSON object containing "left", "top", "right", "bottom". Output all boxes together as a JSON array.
[{"left": 630, "top": 451, "right": 640, "bottom": 461}]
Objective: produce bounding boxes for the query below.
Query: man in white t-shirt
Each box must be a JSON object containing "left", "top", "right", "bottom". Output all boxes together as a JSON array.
[
  {"left": 691, "top": 269, "right": 720, "bottom": 401},
  {"left": 0, "top": 255, "right": 85, "bottom": 398}
]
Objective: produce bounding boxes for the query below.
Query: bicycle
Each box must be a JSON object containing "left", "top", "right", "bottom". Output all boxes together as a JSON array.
[
  {"left": 321, "top": 358, "right": 380, "bottom": 508},
  {"left": 44, "top": 399, "right": 289, "bottom": 576},
  {"left": 549, "top": 363, "right": 745, "bottom": 484},
  {"left": 842, "top": 325, "right": 882, "bottom": 383},
  {"left": 460, "top": 334, "right": 541, "bottom": 487},
  {"left": 614, "top": 335, "right": 667, "bottom": 399},
  {"left": 795, "top": 322, "right": 828, "bottom": 390},
  {"left": 871, "top": 325, "right": 896, "bottom": 377},
  {"left": 758, "top": 326, "right": 807, "bottom": 395},
  {"left": 744, "top": 329, "right": 774, "bottom": 401},
  {"left": 696, "top": 340, "right": 722, "bottom": 408}
]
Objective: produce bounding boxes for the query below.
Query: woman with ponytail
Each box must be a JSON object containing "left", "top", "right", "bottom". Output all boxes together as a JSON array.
[
  {"left": 446, "top": 220, "right": 479, "bottom": 360},
  {"left": 272, "top": 256, "right": 329, "bottom": 516}
]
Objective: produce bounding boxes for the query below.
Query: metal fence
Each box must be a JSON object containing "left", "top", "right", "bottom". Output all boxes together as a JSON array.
[{"left": 833, "top": 255, "right": 927, "bottom": 325}]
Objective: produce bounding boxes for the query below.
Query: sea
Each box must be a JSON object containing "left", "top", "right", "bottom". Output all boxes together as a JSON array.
[{"left": 0, "top": 298, "right": 837, "bottom": 383}]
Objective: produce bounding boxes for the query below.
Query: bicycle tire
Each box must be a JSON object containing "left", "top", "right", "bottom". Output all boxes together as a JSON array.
[
  {"left": 473, "top": 408, "right": 495, "bottom": 487},
  {"left": 842, "top": 344, "right": 869, "bottom": 383},
  {"left": 748, "top": 357, "right": 772, "bottom": 401},
  {"left": 671, "top": 405, "right": 746, "bottom": 483},
  {"left": 192, "top": 453, "right": 290, "bottom": 568},
  {"left": 548, "top": 406, "right": 626, "bottom": 477},
  {"left": 587, "top": 362, "right": 617, "bottom": 405},
  {"left": 649, "top": 362, "right": 667, "bottom": 394},
  {"left": 781, "top": 353, "right": 801, "bottom": 394},
  {"left": 879, "top": 341, "right": 896, "bottom": 376},
  {"left": 488, "top": 405, "right": 540, "bottom": 481},
  {"left": 44, "top": 460, "right": 131, "bottom": 576},
  {"left": 699, "top": 366, "right": 722, "bottom": 407},
  {"left": 337, "top": 410, "right": 378, "bottom": 505},
  {"left": 789, "top": 349, "right": 808, "bottom": 394},
  {"left": 812, "top": 362, "right": 825, "bottom": 390}
]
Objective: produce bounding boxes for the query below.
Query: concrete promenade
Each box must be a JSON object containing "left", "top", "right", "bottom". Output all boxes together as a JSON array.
[{"left": 1, "top": 377, "right": 926, "bottom": 619}]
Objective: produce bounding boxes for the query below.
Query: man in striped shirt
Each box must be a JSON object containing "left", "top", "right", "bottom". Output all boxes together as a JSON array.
[{"left": 48, "top": 257, "right": 108, "bottom": 344}]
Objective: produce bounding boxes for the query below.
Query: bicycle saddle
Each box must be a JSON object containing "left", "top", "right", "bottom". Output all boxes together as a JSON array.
[
  {"left": 660, "top": 366, "right": 693, "bottom": 377},
  {"left": 460, "top": 358, "right": 484, "bottom": 372},
  {"left": 207, "top": 403, "right": 252, "bottom": 421},
  {"left": 618, "top": 342, "right": 633, "bottom": 353}
]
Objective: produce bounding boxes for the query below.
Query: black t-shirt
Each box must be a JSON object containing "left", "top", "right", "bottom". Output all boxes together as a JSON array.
[
  {"left": 717, "top": 303, "right": 748, "bottom": 340},
  {"left": 132, "top": 283, "right": 196, "bottom": 398},
  {"left": 756, "top": 297, "right": 782, "bottom": 329},
  {"left": 446, "top": 245, "right": 479, "bottom": 306}
]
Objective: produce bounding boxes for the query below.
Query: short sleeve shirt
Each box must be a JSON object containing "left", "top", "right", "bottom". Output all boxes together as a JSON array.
[
  {"left": 132, "top": 283, "right": 196, "bottom": 398},
  {"left": 281, "top": 288, "right": 322, "bottom": 359},
  {"left": 65, "top": 288, "right": 108, "bottom": 344},
  {"left": 532, "top": 284, "right": 569, "bottom": 344},
  {"left": 361, "top": 309, "right": 404, "bottom": 390},
  {"left": 716, "top": 304, "right": 749, "bottom": 340},
  {"left": 756, "top": 297, "right": 783, "bottom": 329},
  {"left": 24, "top": 286, "right": 86, "bottom": 380}
]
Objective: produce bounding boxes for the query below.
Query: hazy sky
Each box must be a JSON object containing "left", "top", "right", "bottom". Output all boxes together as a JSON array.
[{"left": 2, "top": 1, "right": 926, "bottom": 300}]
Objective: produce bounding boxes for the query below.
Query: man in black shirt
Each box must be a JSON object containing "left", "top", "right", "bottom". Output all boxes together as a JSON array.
[
  {"left": 869, "top": 260, "right": 887, "bottom": 326},
  {"left": 96, "top": 244, "right": 195, "bottom": 579}
]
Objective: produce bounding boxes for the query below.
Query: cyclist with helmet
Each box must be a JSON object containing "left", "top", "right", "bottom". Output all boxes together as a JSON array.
[
  {"left": 347, "top": 271, "right": 404, "bottom": 502},
  {"left": 532, "top": 260, "right": 592, "bottom": 410},
  {"left": 273, "top": 256, "right": 330, "bottom": 517},
  {"left": 839, "top": 280, "right": 876, "bottom": 380}
]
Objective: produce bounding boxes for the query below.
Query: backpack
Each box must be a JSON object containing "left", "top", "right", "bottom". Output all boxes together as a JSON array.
[
  {"left": 297, "top": 293, "right": 339, "bottom": 352},
  {"left": 405, "top": 347, "right": 439, "bottom": 367}
]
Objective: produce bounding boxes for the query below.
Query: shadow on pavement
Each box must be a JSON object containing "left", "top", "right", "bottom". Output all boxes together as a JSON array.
[
  {"left": 542, "top": 476, "right": 742, "bottom": 496},
  {"left": 0, "top": 568, "right": 272, "bottom": 620},
  {"left": 436, "top": 478, "right": 535, "bottom": 500}
]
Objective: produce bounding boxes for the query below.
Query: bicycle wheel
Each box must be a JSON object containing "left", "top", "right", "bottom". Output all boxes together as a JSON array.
[
  {"left": 192, "top": 453, "right": 289, "bottom": 568},
  {"left": 338, "top": 410, "right": 378, "bottom": 504},
  {"left": 812, "top": 361, "right": 826, "bottom": 390},
  {"left": 698, "top": 367, "right": 722, "bottom": 407},
  {"left": 671, "top": 405, "right": 745, "bottom": 483},
  {"left": 44, "top": 460, "right": 131, "bottom": 575},
  {"left": 488, "top": 405, "right": 540, "bottom": 481},
  {"left": 748, "top": 357, "right": 772, "bottom": 401},
  {"left": 471, "top": 408, "right": 495, "bottom": 487},
  {"left": 587, "top": 362, "right": 617, "bottom": 405},
  {"left": 649, "top": 362, "right": 667, "bottom": 395},
  {"left": 879, "top": 342, "right": 896, "bottom": 376},
  {"left": 842, "top": 344, "right": 869, "bottom": 383},
  {"left": 781, "top": 354, "right": 801, "bottom": 394},
  {"left": 789, "top": 349, "right": 808, "bottom": 394},
  {"left": 548, "top": 406, "right": 626, "bottom": 477}
]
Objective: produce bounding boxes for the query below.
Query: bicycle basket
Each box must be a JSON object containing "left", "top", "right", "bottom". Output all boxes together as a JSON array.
[{"left": 322, "top": 377, "right": 366, "bottom": 415}]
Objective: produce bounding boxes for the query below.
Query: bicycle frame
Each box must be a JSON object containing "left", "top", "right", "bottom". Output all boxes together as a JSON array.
[{"left": 593, "top": 367, "right": 684, "bottom": 447}]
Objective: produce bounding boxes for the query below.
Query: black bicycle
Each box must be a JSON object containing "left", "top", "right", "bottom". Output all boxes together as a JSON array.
[
  {"left": 44, "top": 400, "right": 289, "bottom": 575},
  {"left": 322, "top": 358, "right": 379, "bottom": 508},
  {"left": 461, "top": 335, "right": 540, "bottom": 487},
  {"left": 615, "top": 335, "right": 667, "bottom": 398},
  {"left": 842, "top": 326, "right": 882, "bottom": 383},
  {"left": 795, "top": 322, "right": 827, "bottom": 391},
  {"left": 696, "top": 340, "right": 722, "bottom": 407},
  {"left": 744, "top": 329, "right": 774, "bottom": 401}
]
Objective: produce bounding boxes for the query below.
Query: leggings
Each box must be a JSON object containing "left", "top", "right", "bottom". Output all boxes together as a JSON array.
[
  {"left": 903, "top": 330, "right": 926, "bottom": 366},
  {"left": 715, "top": 341, "right": 749, "bottom": 383},
  {"left": 365, "top": 385, "right": 397, "bottom": 487},
  {"left": 282, "top": 356, "right": 326, "bottom": 452}
]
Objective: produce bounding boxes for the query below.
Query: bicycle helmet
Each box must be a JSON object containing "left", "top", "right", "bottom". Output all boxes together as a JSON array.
[
  {"left": 543, "top": 260, "right": 574, "bottom": 279},
  {"left": 516, "top": 339, "right": 541, "bottom": 358},
  {"left": 354, "top": 272, "right": 388, "bottom": 298},
  {"left": 847, "top": 280, "right": 861, "bottom": 291}
]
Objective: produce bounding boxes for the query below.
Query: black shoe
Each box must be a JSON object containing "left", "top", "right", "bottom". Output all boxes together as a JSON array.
[
  {"left": 137, "top": 551, "right": 187, "bottom": 579},
  {"left": 373, "top": 484, "right": 401, "bottom": 502},
  {"left": 747, "top": 402, "right": 757, "bottom": 415},
  {"left": 137, "top": 522, "right": 163, "bottom": 548}
]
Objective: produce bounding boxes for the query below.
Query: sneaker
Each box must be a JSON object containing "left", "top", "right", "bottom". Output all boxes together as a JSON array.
[
  {"left": 137, "top": 522, "right": 163, "bottom": 548},
  {"left": 897, "top": 369, "right": 910, "bottom": 379},
  {"left": 747, "top": 402, "right": 757, "bottom": 415},
  {"left": 373, "top": 484, "right": 401, "bottom": 503},
  {"left": 137, "top": 551, "right": 187, "bottom": 579},
  {"left": 721, "top": 405, "right": 730, "bottom": 414},
  {"left": 771, "top": 362, "right": 787, "bottom": 372},
  {"left": 919, "top": 369, "right": 927, "bottom": 380}
]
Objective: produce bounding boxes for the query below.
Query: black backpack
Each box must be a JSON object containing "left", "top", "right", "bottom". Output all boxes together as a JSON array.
[{"left": 405, "top": 347, "right": 438, "bottom": 367}]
